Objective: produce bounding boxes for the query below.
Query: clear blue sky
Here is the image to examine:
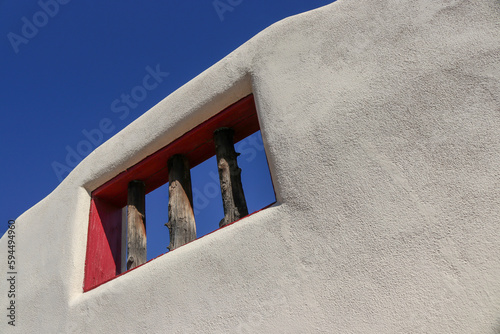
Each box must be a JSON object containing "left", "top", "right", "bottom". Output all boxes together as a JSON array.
[{"left": 0, "top": 0, "right": 334, "bottom": 259}]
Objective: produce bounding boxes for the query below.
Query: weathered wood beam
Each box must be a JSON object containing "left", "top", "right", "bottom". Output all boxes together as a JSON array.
[
  {"left": 127, "top": 180, "right": 146, "bottom": 270},
  {"left": 214, "top": 127, "right": 249, "bottom": 227},
  {"left": 121, "top": 207, "right": 127, "bottom": 273},
  {"left": 166, "top": 154, "right": 197, "bottom": 251}
]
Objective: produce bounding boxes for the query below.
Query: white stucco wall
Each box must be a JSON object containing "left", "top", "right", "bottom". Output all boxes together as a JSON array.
[{"left": 2, "top": 0, "right": 500, "bottom": 332}]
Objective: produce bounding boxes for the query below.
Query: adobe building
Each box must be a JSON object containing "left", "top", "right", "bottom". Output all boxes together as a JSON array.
[{"left": 2, "top": 0, "right": 500, "bottom": 332}]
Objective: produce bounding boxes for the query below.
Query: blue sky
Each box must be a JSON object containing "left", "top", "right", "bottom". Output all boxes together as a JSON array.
[{"left": 0, "top": 0, "right": 334, "bottom": 259}]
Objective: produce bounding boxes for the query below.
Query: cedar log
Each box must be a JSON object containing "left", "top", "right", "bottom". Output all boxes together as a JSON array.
[
  {"left": 166, "top": 154, "right": 197, "bottom": 251},
  {"left": 127, "top": 180, "right": 146, "bottom": 270},
  {"left": 214, "top": 127, "right": 249, "bottom": 227}
]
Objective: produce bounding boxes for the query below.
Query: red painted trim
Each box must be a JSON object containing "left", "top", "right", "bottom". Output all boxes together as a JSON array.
[
  {"left": 93, "top": 94, "right": 259, "bottom": 208},
  {"left": 84, "top": 198, "right": 122, "bottom": 291},
  {"left": 84, "top": 94, "right": 267, "bottom": 292}
]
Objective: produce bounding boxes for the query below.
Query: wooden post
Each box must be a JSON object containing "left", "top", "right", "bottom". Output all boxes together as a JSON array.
[
  {"left": 214, "top": 127, "right": 249, "bottom": 227},
  {"left": 166, "top": 154, "right": 197, "bottom": 251},
  {"left": 127, "top": 180, "right": 146, "bottom": 270},
  {"left": 121, "top": 207, "right": 127, "bottom": 273}
]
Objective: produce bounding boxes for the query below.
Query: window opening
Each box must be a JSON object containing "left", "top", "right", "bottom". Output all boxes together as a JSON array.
[
  {"left": 145, "top": 183, "right": 170, "bottom": 261},
  {"left": 84, "top": 94, "right": 275, "bottom": 291}
]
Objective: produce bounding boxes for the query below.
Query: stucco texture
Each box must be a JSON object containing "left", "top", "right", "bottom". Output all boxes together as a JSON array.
[{"left": 1, "top": 0, "right": 500, "bottom": 332}]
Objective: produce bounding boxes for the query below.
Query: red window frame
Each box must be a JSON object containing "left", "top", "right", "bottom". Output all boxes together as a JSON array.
[{"left": 84, "top": 94, "right": 260, "bottom": 292}]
